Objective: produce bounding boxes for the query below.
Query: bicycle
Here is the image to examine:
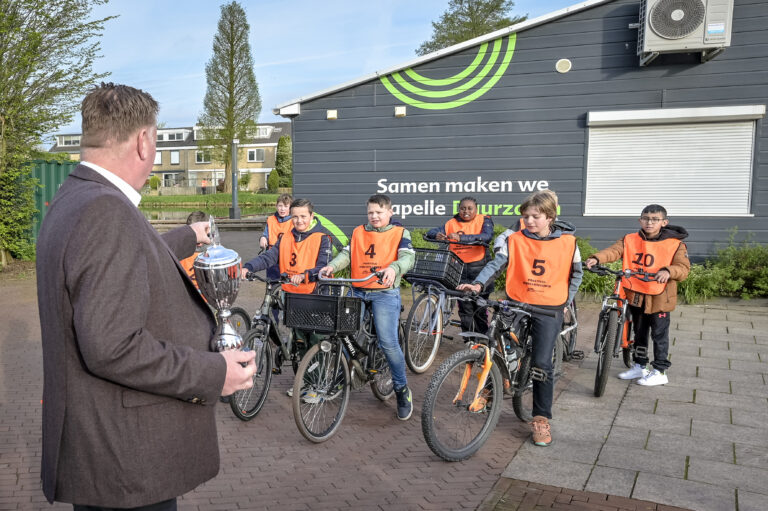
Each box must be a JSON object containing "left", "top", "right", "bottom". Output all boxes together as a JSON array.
[
  {"left": 420, "top": 290, "right": 557, "bottom": 461},
  {"left": 229, "top": 272, "right": 302, "bottom": 421},
  {"left": 229, "top": 306, "right": 251, "bottom": 338},
  {"left": 554, "top": 300, "right": 582, "bottom": 378},
  {"left": 287, "top": 272, "right": 403, "bottom": 443},
  {"left": 402, "top": 236, "right": 488, "bottom": 373},
  {"left": 585, "top": 264, "right": 656, "bottom": 397}
]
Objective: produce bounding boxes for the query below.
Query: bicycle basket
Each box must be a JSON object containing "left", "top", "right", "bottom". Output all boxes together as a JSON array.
[
  {"left": 284, "top": 293, "right": 362, "bottom": 334},
  {"left": 404, "top": 248, "right": 464, "bottom": 288}
]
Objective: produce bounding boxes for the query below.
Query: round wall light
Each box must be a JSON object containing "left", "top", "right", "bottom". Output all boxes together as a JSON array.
[{"left": 555, "top": 58, "right": 572, "bottom": 73}]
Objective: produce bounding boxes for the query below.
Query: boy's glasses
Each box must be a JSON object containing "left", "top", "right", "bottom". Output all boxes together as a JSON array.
[{"left": 640, "top": 217, "right": 665, "bottom": 224}]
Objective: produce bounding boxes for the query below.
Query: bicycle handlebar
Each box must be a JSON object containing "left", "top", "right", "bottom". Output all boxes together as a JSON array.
[
  {"left": 244, "top": 271, "right": 293, "bottom": 285},
  {"left": 422, "top": 234, "right": 489, "bottom": 247},
  {"left": 585, "top": 263, "right": 658, "bottom": 282},
  {"left": 318, "top": 271, "right": 385, "bottom": 284}
]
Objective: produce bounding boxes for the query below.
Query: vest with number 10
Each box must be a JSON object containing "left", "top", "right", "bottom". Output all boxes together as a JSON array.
[
  {"left": 444, "top": 215, "right": 488, "bottom": 263},
  {"left": 267, "top": 215, "right": 293, "bottom": 247},
  {"left": 350, "top": 225, "right": 404, "bottom": 289},
  {"left": 622, "top": 233, "right": 681, "bottom": 295},
  {"left": 505, "top": 231, "right": 576, "bottom": 307}
]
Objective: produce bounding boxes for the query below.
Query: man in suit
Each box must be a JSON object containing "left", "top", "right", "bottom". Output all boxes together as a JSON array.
[{"left": 36, "top": 83, "right": 256, "bottom": 510}]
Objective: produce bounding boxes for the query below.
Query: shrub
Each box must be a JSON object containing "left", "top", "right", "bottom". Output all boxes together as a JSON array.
[
  {"left": 267, "top": 169, "right": 279, "bottom": 191},
  {"left": 709, "top": 229, "right": 768, "bottom": 299},
  {"left": 239, "top": 172, "right": 252, "bottom": 191},
  {"left": 148, "top": 175, "right": 161, "bottom": 190}
]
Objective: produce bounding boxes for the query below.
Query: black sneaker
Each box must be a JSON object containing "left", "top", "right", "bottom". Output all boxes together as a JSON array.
[{"left": 394, "top": 385, "right": 413, "bottom": 421}]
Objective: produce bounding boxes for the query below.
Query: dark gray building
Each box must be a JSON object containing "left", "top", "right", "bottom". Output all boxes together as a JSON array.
[{"left": 274, "top": 0, "right": 766, "bottom": 258}]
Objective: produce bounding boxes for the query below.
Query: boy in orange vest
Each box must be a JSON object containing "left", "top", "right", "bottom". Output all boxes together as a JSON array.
[
  {"left": 585, "top": 204, "right": 689, "bottom": 387},
  {"left": 259, "top": 193, "right": 294, "bottom": 282},
  {"left": 426, "top": 196, "right": 494, "bottom": 335},
  {"left": 459, "top": 190, "right": 582, "bottom": 446},
  {"left": 319, "top": 194, "right": 416, "bottom": 421}
]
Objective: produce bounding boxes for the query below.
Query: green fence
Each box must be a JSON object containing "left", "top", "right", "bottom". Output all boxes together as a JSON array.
[{"left": 31, "top": 159, "right": 78, "bottom": 242}]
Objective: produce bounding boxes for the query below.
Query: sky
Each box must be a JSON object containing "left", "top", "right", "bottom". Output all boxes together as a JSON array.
[{"left": 53, "top": 0, "right": 578, "bottom": 138}]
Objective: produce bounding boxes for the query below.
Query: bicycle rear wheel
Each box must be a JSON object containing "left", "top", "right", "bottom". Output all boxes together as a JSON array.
[
  {"left": 421, "top": 348, "right": 503, "bottom": 461},
  {"left": 511, "top": 351, "right": 534, "bottom": 422},
  {"left": 405, "top": 293, "right": 443, "bottom": 373},
  {"left": 229, "top": 306, "right": 251, "bottom": 337},
  {"left": 292, "top": 343, "right": 350, "bottom": 443},
  {"left": 562, "top": 301, "right": 578, "bottom": 359},
  {"left": 594, "top": 310, "right": 619, "bottom": 397},
  {"left": 621, "top": 319, "right": 633, "bottom": 368},
  {"left": 230, "top": 326, "right": 273, "bottom": 421}
]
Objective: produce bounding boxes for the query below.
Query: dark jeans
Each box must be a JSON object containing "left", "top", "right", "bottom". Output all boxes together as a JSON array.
[
  {"left": 74, "top": 498, "right": 177, "bottom": 511},
  {"left": 629, "top": 305, "right": 671, "bottom": 372},
  {"left": 530, "top": 309, "right": 563, "bottom": 420},
  {"left": 458, "top": 260, "right": 489, "bottom": 335}
]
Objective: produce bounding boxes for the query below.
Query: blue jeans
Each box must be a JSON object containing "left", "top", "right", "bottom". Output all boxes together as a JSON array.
[{"left": 351, "top": 288, "right": 408, "bottom": 389}]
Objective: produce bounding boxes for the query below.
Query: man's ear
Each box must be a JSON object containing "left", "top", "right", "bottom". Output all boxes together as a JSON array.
[{"left": 136, "top": 128, "right": 151, "bottom": 161}]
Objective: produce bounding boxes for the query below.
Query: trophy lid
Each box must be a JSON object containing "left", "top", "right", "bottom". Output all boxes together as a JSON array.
[{"left": 193, "top": 216, "right": 241, "bottom": 270}]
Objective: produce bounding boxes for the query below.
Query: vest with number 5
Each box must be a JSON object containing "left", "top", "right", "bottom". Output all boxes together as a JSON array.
[
  {"left": 622, "top": 233, "right": 681, "bottom": 295},
  {"left": 505, "top": 231, "right": 576, "bottom": 307},
  {"left": 350, "top": 225, "right": 404, "bottom": 289},
  {"left": 278, "top": 232, "right": 326, "bottom": 294}
]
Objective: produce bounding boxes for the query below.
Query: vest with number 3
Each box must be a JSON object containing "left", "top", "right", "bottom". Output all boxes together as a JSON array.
[
  {"left": 350, "top": 225, "right": 404, "bottom": 289},
  {"left": 622, "top": 233, "right": 680, "bottom": 295},
  {"left": 444, "top": 215, "right": 488, "bottom": 263},
  {"left": 278, "top": 232, "right": 325, "bottom": 294},
  {"left": 505, "top": 231, "right": 576, "bottom": 307}
]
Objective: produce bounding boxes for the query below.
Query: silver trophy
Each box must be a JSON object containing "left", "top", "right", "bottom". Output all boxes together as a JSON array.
[{"left": 194, "top": 217, "right": 244, "bottom": 351}]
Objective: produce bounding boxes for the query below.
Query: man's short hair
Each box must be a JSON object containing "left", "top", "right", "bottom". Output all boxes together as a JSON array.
[
  {"left": 367, "top": 194, "right": 392, "bottom": 209},
  {"left": 520, "top": 190, "right": 559, "bottom": 220},
  {"left": 186, "top": 211, "right": 209, "bottom": 225},
  {"left": 641, "top": 204, "right": 667, "bottom": 218},
  {"left": 81, "top": 82, "right": 159, "bottom": 148},
  {"left": 290, "top": 198, "right": 313, "bottom": 214},
  {"left": 277, "top": 193, "right": 293, "bottom": 205}
]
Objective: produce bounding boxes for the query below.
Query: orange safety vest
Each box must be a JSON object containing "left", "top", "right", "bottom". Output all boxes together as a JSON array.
[
  {"left": 622, "top": 233, "right": 681, "bottom": 295},
  {"left": 505, "top": 231, "right": 576, "bottom": 307},
  {"left": 267, "top": 215, "right": 293, "bottom": 247},
  {"left": 350, "top": 225, "right": 404, "bottom": 289},
  {"left": 278, "top": 231, "right": 326, "bottom": 294},
  {"left": 444, "top": 215, "right": 488, "bottom": 263},
  {"left": 180, "top": 253, "right": 199, "bottom": 290}
]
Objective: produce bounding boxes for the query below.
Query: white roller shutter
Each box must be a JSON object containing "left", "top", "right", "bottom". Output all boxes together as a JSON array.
[{"left": 585, "top": 121, "right": 756, "bottom": 216}]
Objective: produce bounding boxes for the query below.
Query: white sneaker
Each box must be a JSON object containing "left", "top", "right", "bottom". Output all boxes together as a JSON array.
[
  {"left": 286, "top": 388, "right": 293, "bottom": 397},
  {"left": 618, "top": 363, "right": 649, "bottom": 380},
  {"left": 636, "top": 369, "right": 668, "bottom": 386}
]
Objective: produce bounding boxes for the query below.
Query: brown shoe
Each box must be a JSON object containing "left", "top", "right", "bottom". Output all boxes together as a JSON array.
[{"left": 530, "top": 416, "right": 552, "bottom": 446}]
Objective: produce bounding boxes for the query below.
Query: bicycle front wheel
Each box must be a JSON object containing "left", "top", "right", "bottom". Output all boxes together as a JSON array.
[
  {"left": 230, "top": 326, "right": 273, "bottom": 421},
  {"left": 370, "top": 336, "right": 396, "bottom": 401},
  {"left": 421, "top": 348, "right": 503, "bottom": 461},
  {"left": 292, "top": 343, "right": 350, "bottom": 443},
  {"left": 594, "top": 310, "right": 619, "bottom": 397},
  {"left": 405, "top": 293, "right": 443, "bottom": 373}
]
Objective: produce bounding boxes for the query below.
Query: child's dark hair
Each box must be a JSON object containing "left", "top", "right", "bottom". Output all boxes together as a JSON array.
[
  {"left": 641, "top": 204, "right": 667, "bottom": 218},
  {"left": 290, "top": 198, "right": 314, "bottom": 214},
  {"left": 459, "top": 196, "right": 477, "bottom": 206},
  {"left": 185, "top": 211, "right": 209, "bottom": 225},
  {"left": 367, "top": 194, "right": 392, "bottom": 208},
  {"left": 277, "top": 193, "right": 293, "bottom": 205}
]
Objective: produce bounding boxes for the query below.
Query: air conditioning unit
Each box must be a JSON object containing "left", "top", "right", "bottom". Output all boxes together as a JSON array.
[{"left": 637, "top": 0, "right": 733, "bottom": 66}]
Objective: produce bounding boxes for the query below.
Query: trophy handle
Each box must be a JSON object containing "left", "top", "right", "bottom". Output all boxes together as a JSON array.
[{"left": 209, "top": 215, "right": 221, "bottom": 246}]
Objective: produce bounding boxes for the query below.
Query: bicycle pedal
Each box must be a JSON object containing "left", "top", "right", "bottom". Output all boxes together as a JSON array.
[
  {"left": 634, "top": 346, "right": 647, "bottom": 357},
  {"left": 530, "top": 367, "right": 548, "bottom": 382},
  {"left": 448, "top": 320, "right": 461, "bottom": 327},
  {"left": 271, "top": 367, "right": 282, "bottom": 375},
  {"left": 442, "top": 335, "right": 454, "bottom": 341},
  {"left": 571, "top": 350, "right": 584, "bottom": 360}
]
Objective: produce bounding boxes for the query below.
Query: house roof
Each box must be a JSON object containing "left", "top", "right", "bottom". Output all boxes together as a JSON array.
[
  {"left": 273, "top": 0, "right": 616, "bottom": 115},
  {"left": 49, "top": 122, "right": 292, "bottom": 153}
]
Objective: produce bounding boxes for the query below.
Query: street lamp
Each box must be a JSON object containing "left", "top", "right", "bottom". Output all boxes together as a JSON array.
[{"left": 229, "top": 139, "right": 241, "bottom": 219}]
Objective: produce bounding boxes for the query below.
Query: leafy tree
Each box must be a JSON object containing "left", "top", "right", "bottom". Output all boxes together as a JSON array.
[
  {"left": 0, "top": 0, "right": 113, "bottom": 262},
  {"left": 238, "top": 172, "right": 252, "bottom": 191},
  {"left": 197, "top": 1, "right": 261, "bottom": 194},
  {"left": 416, "top": 0, "right": 526, "bottom": 56},
  {"left": 267, "top": 168, "right": 279, "bottom": 192},
  {"left": 275, "top": 135, "right": 292, "bottom": 187}
]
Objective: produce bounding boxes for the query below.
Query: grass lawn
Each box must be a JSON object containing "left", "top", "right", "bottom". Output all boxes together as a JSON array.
[{"left": 140, "top": 192, "right": 278, "bottom": 206}]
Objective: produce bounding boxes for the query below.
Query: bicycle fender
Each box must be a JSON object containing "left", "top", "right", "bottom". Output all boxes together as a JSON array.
[{"left": 468, "top": 346, "right": 493, "bottom": 413}]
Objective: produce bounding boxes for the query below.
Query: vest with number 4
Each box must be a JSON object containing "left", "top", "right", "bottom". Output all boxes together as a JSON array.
[
  {"left": 622, "top": 233, "right": 680, "bottom": 295},
  {"left": 445, "top": 215, "right": 488, "bottom": 263},
  {"left": 350, "top": 225, "right": 404, "bottom": 289},
  {"left": 267, "top": 215, "right": 293, "bottom": 247},
  {"left": 278, "top": 232, "right": 326, "bottom": 294},
  {"left": 506, "top": 231, "right": 576, "bottom": 307}
]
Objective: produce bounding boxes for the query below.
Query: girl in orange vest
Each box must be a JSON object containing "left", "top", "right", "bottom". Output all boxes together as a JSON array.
[
  {"left": 259, "top": 193, "right": 294, "bottom": 281},
  {"left": 426, "top": 196, "right": 494, "bottom": 335},
  {"left": 459, "top": 190, "right": 583, "bottom": 447},
  {"left": 585, "top": 204, "right": 689, "bottom": 387}
]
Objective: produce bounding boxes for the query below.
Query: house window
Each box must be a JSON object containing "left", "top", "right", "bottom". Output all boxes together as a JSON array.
[
  {"left": 167, "top": 132, "right": 183, "bottom": 141},
  {"left": 163, "top": 173, "right": 179, "bottom": 187},
  {"left": 154, "top": 152, "right": 162, "bottom": 165},
  {"left": 247, "top": 126, "right": 273, "bottom": 139},
  {"left": 157, "top": 133, "right": 164, "bottom": 142},
  {"left": 196, "top": 150, "right": 212, "bottom": 164},
  {"left": 60, "top": 135, "right": 80, "bottom": 146},
  {"left": 584, "top": 105, "right": 765, "bottom": 216},
  {"left": 247, "top": 149, "right": 265, "bottom": 162},
  {"left": 170, "top": 151, "right": 180, "bottom": 165}
]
